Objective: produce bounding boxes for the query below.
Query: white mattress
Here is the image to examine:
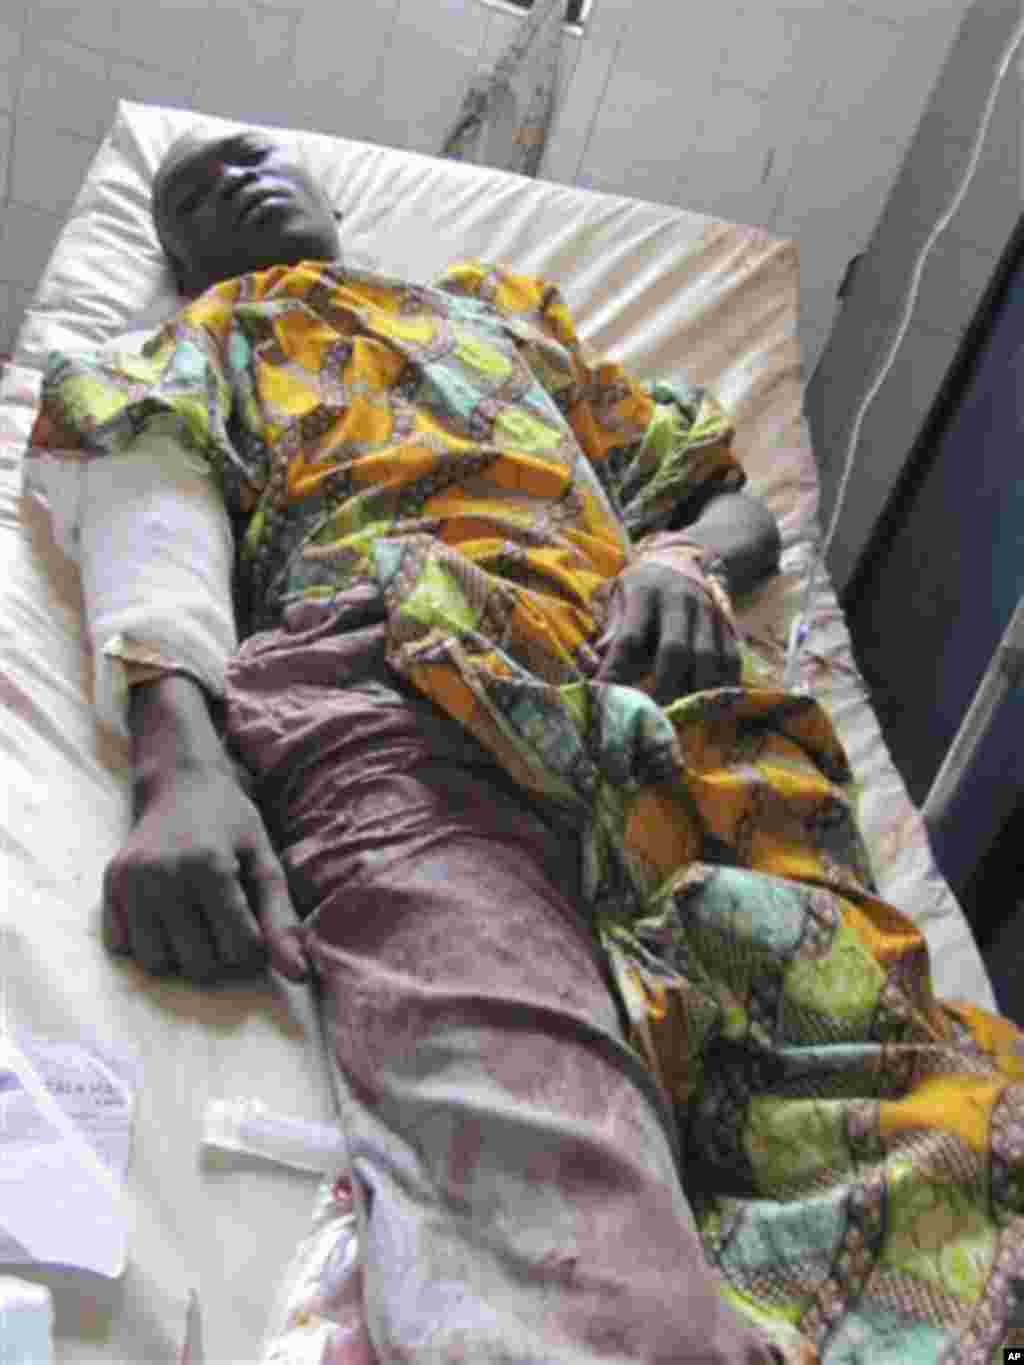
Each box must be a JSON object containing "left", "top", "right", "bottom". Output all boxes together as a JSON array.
[{"left": 0, "top": 100, "right": 996, "bottom": 1363}]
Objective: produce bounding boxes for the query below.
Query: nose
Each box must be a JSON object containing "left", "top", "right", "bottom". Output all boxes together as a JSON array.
[
  {"left": 219, "top": 161, "right": 250, "bottom": 184},
  {"left": 216, "top": 162, "right": 261, "bottom": 203}
]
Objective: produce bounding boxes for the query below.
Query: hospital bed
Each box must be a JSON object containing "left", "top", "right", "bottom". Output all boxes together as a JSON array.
[{"left": 0, "top": 100, "right": 997, "bottom": 1362}]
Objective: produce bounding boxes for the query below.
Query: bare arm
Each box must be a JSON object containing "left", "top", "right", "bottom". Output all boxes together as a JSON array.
[
  {"left": 128, "top": 673, "right": 230, "bottom": 808},
  {"left": 103, "top": 672, "right": 309, "bottom": 984}
]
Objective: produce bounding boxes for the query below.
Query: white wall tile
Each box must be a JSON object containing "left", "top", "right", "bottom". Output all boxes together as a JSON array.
[
  {"left": 386, "top": 34, "right": 479, "bottom": 155},
  {"left": 0, "top": 202, "right": 67, "bottom": 292},
  {"left": 812, "top": 10, "right": 959, "bottom": 154},
  {"left": 579, "top": 66, "right": 707, "bottom": 199},
  {"left": 190, "top": 76, "right": 305, "bottom": 135},
  {"left": 293, "top": 1, "right": 400, "bottom": 89},
  {"left": 0, "top": 20, "right": 21, "bottom": 114},
  {"left": 117, "top": 1, "right": 295, "bottom": 81},
  {"left": 115, "top": 0, "right": 228, "bottom": 70},
  {"left": 107, "top": 59, "right": 197, "bottom": 117},
  {"left": 187, "top": 80, "right": 272, "bottom": 131},
  {"left": 797, "top": 260, "right": 846, "bottom": 363},
  {"left": 167, "top": 6, "right": 297, "bottom": 123},
  {"left": 279, "top": 74, "right": 412, "bottom": 148},
  {"left": 793, "top": 228, "right": 858, "bottom": 318},
  {"left": 394, "top": 0, "right": 490, "bottom": 61},
  {"left": 24, "top": 0, "right": 119, "bottom": 52},
  {"left": 665, "top": 82, "right": 788, "bottom": 230},
  {"left": 541, "top": 9, "right": 627, "bottom": 185},
  {"left": 851, "top": 0, "right": 970, "bottom": 28},
  {"left": 0, "top": 280, "right": 13, "bottom": 354},
  {"left": 773, "top": 116, "right": 910, "bottom": 252},
  {"left": 714, "top": 3, "right": 827, "bottom": 107},
  {"left": 801, "top": 299, "right": 841, "bottom": 359},
  {"left": 203, "top": 4, "right": 297, "bottom": 82},
  {"left": 0, "top": 112, "right": 9, "bottom": 202},
  {"left": 798, "top": 320, "right": 830, "bottom": 388},
  {"left": 9, "top": 121, "right": 98, "bottom": 215},
  {"left": 613, "top": 0, "right": 729, "bottom": 89},
  {"left": 18, "top": 39, "right": 113, "bottom": 139}
]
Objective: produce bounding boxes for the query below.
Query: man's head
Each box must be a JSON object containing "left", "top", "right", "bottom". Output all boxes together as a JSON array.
[{"left": 152, "top": 128, "right": 342, "bottom": 296}]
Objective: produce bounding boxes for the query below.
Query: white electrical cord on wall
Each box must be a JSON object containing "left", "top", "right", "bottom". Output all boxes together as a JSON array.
[{"left": 783, "top": 9, "right": 1024, "bottom": 692}]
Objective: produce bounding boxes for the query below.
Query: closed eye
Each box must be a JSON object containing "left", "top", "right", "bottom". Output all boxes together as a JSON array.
[
  {"left": 170, "top": 135, "right": 273, "bottom": 217},
  {"left": 177, "top": 183, "right": 206, "bottom": 215}
]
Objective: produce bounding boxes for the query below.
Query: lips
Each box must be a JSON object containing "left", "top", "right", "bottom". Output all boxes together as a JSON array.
[{"left": 235, "top": 185, "right": 296, "bottom": 228}]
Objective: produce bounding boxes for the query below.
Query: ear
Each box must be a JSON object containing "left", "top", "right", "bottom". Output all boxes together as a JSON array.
[{"left": 169, "top": 251, "right": 200, "bottom": 298}]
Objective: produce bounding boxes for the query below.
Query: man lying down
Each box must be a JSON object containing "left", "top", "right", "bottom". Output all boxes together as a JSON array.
[{"left": 29, "top": 129, "right": 1024, "bottom": 1363}]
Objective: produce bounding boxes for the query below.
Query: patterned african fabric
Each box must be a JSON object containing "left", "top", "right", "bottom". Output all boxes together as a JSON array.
[{"left": 31, "top": 258, "right": 1024, "bottom": 1362}]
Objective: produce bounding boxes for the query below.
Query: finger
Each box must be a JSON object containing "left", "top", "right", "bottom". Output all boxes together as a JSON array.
[
  {"left": 187, "top": 857, "right": 267, "bottom": 973},
  {"left": 652, "top": 599, "right": 693, "bottom": 704},
  {"left": 239, "top": 837, "right": 310, "bottom": 982},
  {"left": 133, "top": 861, "right": 220, "bottom": 982},
  {"left": 593, "top": 586, "right": 624, "bottom": 654},
  {"left": 124, "top": 870, "right": 177, "bottom": 976},
  {"left": 691, "top": 600, "right": 724, "bottom": 692},
  {"left": 161, "top": 899, "right": 221, "bottom": 984},
  {"left": 131, "top": 913, "right": 176, "bottom": 976},
  {"left": 595, "top": 590, "right": 655, "bottom": 686},
  {"left": 101, "top": 863, "right": 131, "bottom": 955},
  {"left": 717, "top": 610, "right": 742, "bottom": 687}
]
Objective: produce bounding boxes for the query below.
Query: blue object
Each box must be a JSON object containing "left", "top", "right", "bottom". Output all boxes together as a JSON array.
[{"left": 0, "top": 1277, "right": 53, "bottom": 1364}]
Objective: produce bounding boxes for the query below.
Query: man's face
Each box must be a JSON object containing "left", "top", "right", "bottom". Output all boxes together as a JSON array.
[{"left": 152, "top": 130, "right": 341, "bottom": 295}]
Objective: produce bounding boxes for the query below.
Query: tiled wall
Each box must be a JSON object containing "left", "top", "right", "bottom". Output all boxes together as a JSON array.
[{"left": 0, "top": 0, "right": 970, "bottom": 389}]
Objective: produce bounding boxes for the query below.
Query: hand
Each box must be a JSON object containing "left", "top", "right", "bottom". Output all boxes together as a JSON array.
[
  {"left": 593, "top": 561, "right": 740, "bottom": 704},
  {"left": 102, "top": 758, "right": 310, "bottom": 986}
]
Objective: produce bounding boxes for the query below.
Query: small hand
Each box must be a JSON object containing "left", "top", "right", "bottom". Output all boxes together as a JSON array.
[
  {"left": 102, "top": 759, "right": 310, "bottom": 986},
  {"left": 593, "top": 561, "right": 740, "bottom": 704}
]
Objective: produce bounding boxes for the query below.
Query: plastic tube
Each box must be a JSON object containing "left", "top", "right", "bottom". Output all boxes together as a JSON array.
[{"left": 202, "top": 1098, "right": 349, "bottom": 1176}]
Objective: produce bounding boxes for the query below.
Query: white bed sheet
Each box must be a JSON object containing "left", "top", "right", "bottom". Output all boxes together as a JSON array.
[{"left": 0, "top": 99, "right": 996, "bottom": 1363}]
